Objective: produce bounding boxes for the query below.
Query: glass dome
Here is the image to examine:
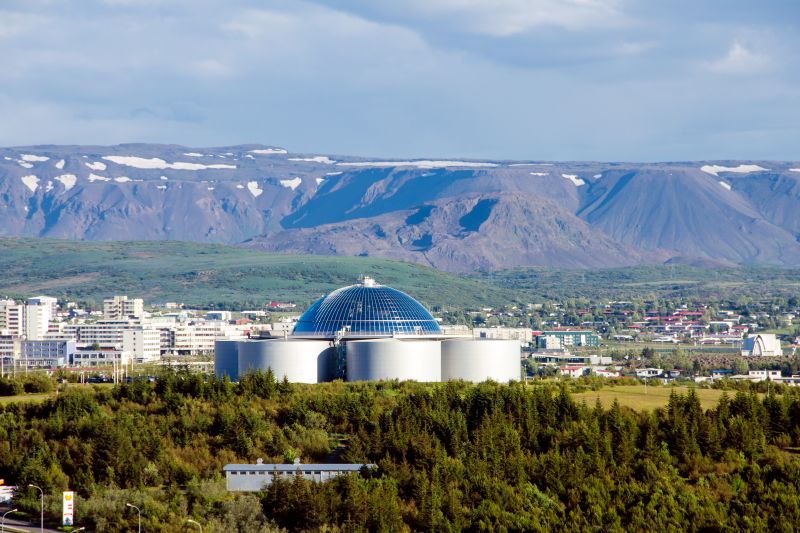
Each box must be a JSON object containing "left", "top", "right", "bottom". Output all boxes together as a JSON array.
[{"left": 292, "top": 277, "right": 442, "bottom": 338}]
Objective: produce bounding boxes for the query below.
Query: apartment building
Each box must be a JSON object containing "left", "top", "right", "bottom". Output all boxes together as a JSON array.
[{"left": 103, "top": 295, "right": 145, "bottom": 320}]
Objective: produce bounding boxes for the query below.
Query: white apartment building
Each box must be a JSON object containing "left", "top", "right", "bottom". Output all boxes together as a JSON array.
[
  {"left": 0, "top": 299, "right": 24, "bottom": 336},
  {"left": 473, "top": 327, "right": 534, "bottom": 346},
  {"left": 63, "top": 320, "right": 161, "bottom": 362},
  {"left": 24, "top": 298, "right": 55, "bottom": 341},
  {"left": 169, "top": 321, "right": 250, "bottom": 355},
  {"left": 104, "top": 295, "right": 145, "bottom": 320}
]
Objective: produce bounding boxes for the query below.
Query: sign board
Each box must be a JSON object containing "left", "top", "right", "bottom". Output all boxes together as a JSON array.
[{"left": 62, "top": 491, "right": 74, "bottom": 526}]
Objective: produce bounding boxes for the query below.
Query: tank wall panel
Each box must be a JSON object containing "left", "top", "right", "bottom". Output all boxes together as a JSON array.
[
  {"left": 214, "top": 340, "right": 240, "bottom": 381},
  {"left": 441, "top": 339, "right": 520, "bottom": 383},
  {"left": 346, "top": 340, "right": 441, "bottom": 382},
  {"left": 237, "top": 340, "right": 334, "bottom": 384}
]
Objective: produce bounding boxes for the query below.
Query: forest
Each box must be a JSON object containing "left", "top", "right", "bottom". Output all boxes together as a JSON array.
[{"left": 2, "top": 372, "right": 800, "bottom": 531}]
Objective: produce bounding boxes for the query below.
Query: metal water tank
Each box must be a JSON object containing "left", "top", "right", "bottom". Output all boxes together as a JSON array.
[
  {"left": 441, "top": 339, "right": 520, "bottom": 383},
  {"left": 237, "top": 339, "right": 336, "bottom": 383},
  {"left": 345, "top": 339, "right": 441, "bottom": 382},
  {"left": 214, "top": 339, "right": 241, "bottom": 381}
]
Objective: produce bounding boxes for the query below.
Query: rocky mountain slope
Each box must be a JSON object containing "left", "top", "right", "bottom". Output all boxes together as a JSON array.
[{"left": 1, "top": 144, "right": 799, "bottom": 271}]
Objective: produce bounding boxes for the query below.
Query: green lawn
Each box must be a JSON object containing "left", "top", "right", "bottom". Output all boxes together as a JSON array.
[{"left": 572, "top": 384, "right": 730, "bottom": 411}]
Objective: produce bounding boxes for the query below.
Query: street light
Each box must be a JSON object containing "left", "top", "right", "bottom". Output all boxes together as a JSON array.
[
  {"left": 186, "top": 518, "right": 202, "bottom": 532},
  {"left": 126, "top": 503, "right": 141, "bottom": 533},
  {"left": 28, "top": 484, "right": 43, "bottom": 533},
  {"left": 1, "top": 508, "right": 18, "bottom": 533}
]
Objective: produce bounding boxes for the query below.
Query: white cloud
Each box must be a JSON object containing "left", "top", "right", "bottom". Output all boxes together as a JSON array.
[
  {"left": 322, "top": 0, "right": 624, "bottom": 36},
  {"left": 709, "top": 41, "right": 771, "bottom": 74}
]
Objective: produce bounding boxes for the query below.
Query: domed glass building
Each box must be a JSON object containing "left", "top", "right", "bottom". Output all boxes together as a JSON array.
[{"left": 292, "top": 277, "right": 442, "bottom": 338}]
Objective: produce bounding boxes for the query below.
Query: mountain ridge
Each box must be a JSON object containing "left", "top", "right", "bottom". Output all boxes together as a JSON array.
[{"left": 2, "top": 144, "right": 799, "bottom": 271}]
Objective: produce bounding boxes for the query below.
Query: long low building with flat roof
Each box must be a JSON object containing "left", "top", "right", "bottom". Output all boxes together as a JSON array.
[{"left": 224, "top": 460, "right": 375, "bottom": 491}]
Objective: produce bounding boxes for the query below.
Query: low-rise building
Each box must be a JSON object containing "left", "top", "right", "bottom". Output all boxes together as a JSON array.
[
  {"left": 224, "top": 459, "right": 374, "bottom": 492},
  {"left": 21, "top": 339, "right": 75, "bottom": 368},
  {"left": 535, "top": 330, "right": 600, "bottom": 350},
  {"left": 741, "top": 334, "right": 783, "bottom": 357}
]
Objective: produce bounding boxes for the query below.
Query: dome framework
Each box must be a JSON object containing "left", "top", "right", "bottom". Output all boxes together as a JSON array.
[{"left": 292, "top": 277, "right": 442, "bottom": 338}]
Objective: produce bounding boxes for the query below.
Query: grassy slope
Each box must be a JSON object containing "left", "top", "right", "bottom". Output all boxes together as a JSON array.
[
  {"left": 571, "top": 384, "right": 730, "bottom": 411},
  {"left": 0, "top": 238, "right": 515, "bottom": 310},
  {"left": 478, "top": 265, "right": 800, "bottom": 301}
]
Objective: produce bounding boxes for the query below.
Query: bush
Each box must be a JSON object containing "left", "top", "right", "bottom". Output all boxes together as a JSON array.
[
  {"left": 0, "top": 377, "right": 24, "bottom": 396},
  {"left": 23, "top": 373, "right": 55, "bottom": 393}
]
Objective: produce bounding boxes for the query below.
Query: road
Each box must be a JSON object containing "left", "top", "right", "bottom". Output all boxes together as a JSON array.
[{"left": 0, "top": 515, "right": 65, "bottom": 533}]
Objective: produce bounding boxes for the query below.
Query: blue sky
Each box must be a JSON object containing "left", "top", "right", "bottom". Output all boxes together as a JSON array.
[{"left": 1, "top": 0, "right": 798, "bottom": 160}]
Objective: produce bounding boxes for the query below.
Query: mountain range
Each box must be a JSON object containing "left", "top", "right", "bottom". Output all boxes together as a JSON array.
[{"left": 2, "top": 144, "right": 799, "bottom": 272}]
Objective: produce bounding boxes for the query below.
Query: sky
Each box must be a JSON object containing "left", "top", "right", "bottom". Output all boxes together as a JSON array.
[{"left": 1, "top": 0, "right": 798, "bottom": 161}]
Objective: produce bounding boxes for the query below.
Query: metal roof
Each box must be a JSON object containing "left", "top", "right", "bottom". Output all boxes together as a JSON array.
[
  {"left": 292, "top": 278, "right": 441, "bottom": 338},
  {"left": 224, "top": 463, "right": 374, "bottom": 472}
]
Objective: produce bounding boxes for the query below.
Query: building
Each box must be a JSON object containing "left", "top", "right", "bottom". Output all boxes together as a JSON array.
[
  {"left": 104, "top": 295, "right": 145, "bottom": 320},
  {"left": 215, "top": 277, "right": 521, "bottom": 384},
  {"left": 741, "top": 334, "right": 783, "bottom": 357},
  {"left": 560, "top": 365, "right": 588, "bottom": 378},
  {"left": 24, "top": 296, "right": 58, "bottom": 340},
  {"left": 224, "top": 459, "right": 374, "bottom": 492},
  {"left": 62, "top": 320, "right": 161, "bottom": 362},
  {"left": 636, "top": 368, "right": 663, "bottom": 378},
  {"left": 21, "top": 339, "right": 75, "bottom": 368},
  {"left": 0, "top": 299, "right": 24, "bottom": 336},
  {"left": 472, "top": 327, "right": 534, "bottom": 346},
  {"left": 535, "top": 330, "right": 600, "bottom": 350},
  {"left": 71, "top": 346, "right": 130, "bottom": 367}
]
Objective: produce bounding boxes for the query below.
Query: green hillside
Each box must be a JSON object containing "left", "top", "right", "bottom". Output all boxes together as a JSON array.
[
  {"left": 0, "top": 238, "right": 515, "bottom": 310},
  {"left": 479, "top": 265, "right": 800, "bottom": 301}
]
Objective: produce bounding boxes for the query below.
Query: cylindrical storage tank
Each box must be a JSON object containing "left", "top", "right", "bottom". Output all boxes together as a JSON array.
[
  {"left": 441, "top": 339, "right": 520, "bottom": 383},
  {"left": 346, "top": 339, "right": 441, "bottom": 382},
  {"left": 237, "top": 339, "right": 335, "bottom": 384},
  {"left": 214, "top": 340, "right": 240, "bottom": 381}
]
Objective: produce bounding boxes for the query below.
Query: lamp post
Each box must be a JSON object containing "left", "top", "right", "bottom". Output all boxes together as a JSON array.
[
  {"left": 28, "top": 484, "right": 43, "bottom": 533},
  {"left": 1, "top": 508, "right": 18, "bottom": 533},
  {"left": 126, "top": 503, "right": 141, "bottom": 533},
  {"left": 186, "top": 518, "right": 202, "bottom": 532}
]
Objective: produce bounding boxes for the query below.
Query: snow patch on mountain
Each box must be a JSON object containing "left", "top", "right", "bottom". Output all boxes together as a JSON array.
[
  {"left": 315, "top": 177, "right": 325, "bottom": 185},
  {"left": 530, "top": 172, "right": 548, "bottom": 176},
  {"left": 719, "top": 181, "right": 732, "bottom": 191},
  {"left": 89, "top": 174, "right": 110, "bottom": 182},
  {"left": 157, "top": 185, "right": 167, "bottom": 190},
  {"left": 700, "top": 164, "right": 768, "bottom": 176},
  {"left": 325, "top": 172, "right": 342, "bottom": 176},
  {"left": 790, "top": 168, "right": 800, "bottom": 173},
  {"left": 593, "top": 174, "right": 603, "bottom": 178},
  {"left": 115, "top": 176, "right": 131, "bottom": 183},
  {"left": 85, "top": 161, "right": 107, "bottom": 171},
  {"left": 21, "top": 154, "right": 49, "bottom": 162},
  {"left": 20, "top": 175, "right": 39, "bottom": 192},
  {"left": 55, "top": 174, "right": 77, "bottom": 191},
  {"left": 45, "top": 181, "right": 54, "bottom": 192},
  {"left": 337, "top": 160, "right": 498, "bottom": 169},
  {"left": 102, "top": 156, "right": 236, "bottom": 170},
  {"left": 55, "top": 159, "right": 65, "bottom": 170},
  {"left": 18, "top": 161, "right": 33, "bottom": 169},
  {"left": 249, "top": 148, "right": 288, "bottom": 155},
  {"left": 280, "top": 177, "right": 302, "bottom": 190},
  {"left": 247, "top": 181, "right": 263, "bottom": 197},
  {"left": 288, "top": 156, "right": 336, "bottom": 164},
  {"left": 562, "top": 174, "right": 586, "bottom": 186},
  {"left": 183, "top": 152, "right": 204, "bottom": 157}
]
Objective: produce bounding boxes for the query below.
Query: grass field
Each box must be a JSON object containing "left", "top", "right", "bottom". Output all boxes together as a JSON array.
[
  {"left": 0, "top": 238, "right": 516, "bottom": 310},
  {"left": 572, "top": 384, "right": 730, "bottom": 411},
  {"left": 0, "top": 392, "right": 53, "bottom": 405}
]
